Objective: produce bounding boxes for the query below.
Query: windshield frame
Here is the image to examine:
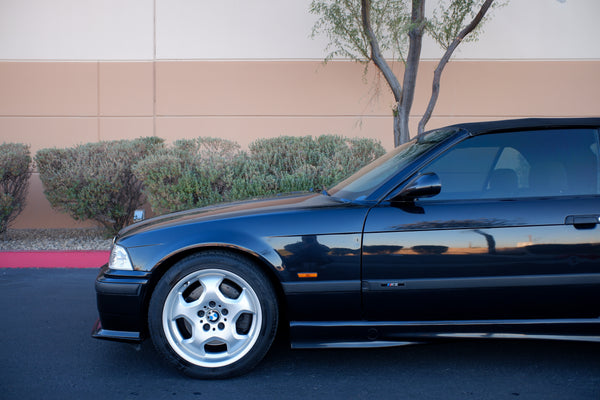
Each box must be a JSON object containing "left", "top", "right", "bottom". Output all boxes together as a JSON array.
[{"left": 329, "top": 128, "right": 465, "bottom": 203}]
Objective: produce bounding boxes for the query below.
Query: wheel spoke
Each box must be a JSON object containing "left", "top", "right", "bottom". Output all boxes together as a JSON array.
[
  {"left": 215, "top": 323, "right": 247, "bottom": 354},
  {"left": 180, "top": 321, "right": 249, "bottom": 359},
  {"left": 198, "top": 274, "right": 225, "bottom": 302},
  {"left": 183, "top": 324, "right": 216, "bottom": 356},
  {"left": 171, "top": 291, "right": 201, "bottom": 321},
  {"left": 222, "top": 288, "right": 255, "bottom": 320}
]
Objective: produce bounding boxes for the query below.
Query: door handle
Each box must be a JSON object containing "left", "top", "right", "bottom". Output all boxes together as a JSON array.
[{"left": 565, "top": 215, "right": 600, "bottom": 229}]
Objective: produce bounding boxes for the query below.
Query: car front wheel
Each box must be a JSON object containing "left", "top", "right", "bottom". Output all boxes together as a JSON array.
[{"left": 148, "top": 251, "right": 278, "bottom": 379}]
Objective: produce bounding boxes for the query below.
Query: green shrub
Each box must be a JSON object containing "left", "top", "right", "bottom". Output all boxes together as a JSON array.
[
  {"left": 225, "top": 153, "right": 279, "bottom": 201},
  {"left": 134, "top": 138, "right": 240, "bottom": 214},
  {"left": 248, "top": 135, "right": 385, "bottom": 192},
  {"left": 0, "top": 143, "right": 32, "bottom": 235},
  {"left": 36, "top": 137, "right": 164, "bottom": 235},
  {"left": 135, "top": 135, "right": 385, "bottom": 215},
  {"left": 248, "top": 136, "right": 319, "bottom": 176}
]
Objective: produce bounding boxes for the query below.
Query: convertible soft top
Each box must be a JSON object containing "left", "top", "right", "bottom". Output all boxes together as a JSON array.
[{"left": 443, "top": 117, "right": 600, "bottom": 136}]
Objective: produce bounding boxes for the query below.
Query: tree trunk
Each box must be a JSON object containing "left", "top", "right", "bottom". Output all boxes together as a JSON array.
[
  {"left": 418, "top": 0, "right": 494, "bottom": 135},
  {"left": 396, "top": 0, "right": 426, "bottom": 145},
  {"left": 395, "top": 107, "right": 411, "bottom": 146},
  {"left": 393, "top": 109, "right": 403, "bottom": 147},
  {"left": 361, "top": 0, "right": 405, "bottom": 147}
]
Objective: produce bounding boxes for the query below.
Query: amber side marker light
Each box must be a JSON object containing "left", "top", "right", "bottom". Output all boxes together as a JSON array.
[{"left": 297, "top": 272, "right": 318, "bottom": 278}]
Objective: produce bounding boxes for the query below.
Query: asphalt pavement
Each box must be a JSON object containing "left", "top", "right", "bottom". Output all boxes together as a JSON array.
[{"left": 1, "top": 268, "right": 600, "bottom": 400}]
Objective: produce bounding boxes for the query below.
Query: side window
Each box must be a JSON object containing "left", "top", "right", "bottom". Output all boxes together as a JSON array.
[
  {"left": 419, "top": 145, "right": 499, "bottom": 198},
  {"left": 487, "top": 147, "right": 530, "bottom": 196},
  {"left": 494, "top": 147, "right": 530, "bottom": 190},
  {"left": 422, "top": 129, "right": 600, "bottom": 200}
]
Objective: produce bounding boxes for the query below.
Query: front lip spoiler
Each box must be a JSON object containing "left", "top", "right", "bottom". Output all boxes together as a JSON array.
[{"left": 91, "top": 318, "right": 143, "bottom": 343}]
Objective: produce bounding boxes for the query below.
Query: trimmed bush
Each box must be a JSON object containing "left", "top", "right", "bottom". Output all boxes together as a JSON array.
[
  {"left": 248, "top": 136, "right": 320, "bottom": 176},
  {"left": 36, "top": 137, "right": 164, "bottom": 235},
  {"left": 225, "top": 152, "right": 279, "bottom": 201},
  {"left": 136, "top": 135, "right": 385, "bottom": 215},
  {"left": 248, "top": 135, "right": 386, "bottom": 192},
  {"left": 134, "top": 138, "right": 241, "bottom": 214},
  {"left": 0, "top": 143, "right": 32, "bottom": 235}
]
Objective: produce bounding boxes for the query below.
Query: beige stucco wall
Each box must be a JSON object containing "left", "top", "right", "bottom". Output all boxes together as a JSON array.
[{"left": 2, "top": 59, "right": 599, "bottom": 228}]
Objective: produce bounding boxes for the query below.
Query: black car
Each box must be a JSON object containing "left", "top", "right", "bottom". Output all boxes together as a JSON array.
[{"left": 93, "top": 118, "right": 600, "bottom": 379}]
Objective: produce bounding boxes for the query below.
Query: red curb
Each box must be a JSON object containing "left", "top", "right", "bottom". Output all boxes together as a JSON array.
[{"left": 0, "top": 251, "right": 110, "bottom": 269}]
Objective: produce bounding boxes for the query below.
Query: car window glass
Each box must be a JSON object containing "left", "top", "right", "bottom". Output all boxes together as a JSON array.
[
  {"left": 494, "top": 147, "right": 530, "bottom": 189},
  {"left": 331, "top": 128, "right": 459, "bottom": 201},
  {"left": 421, "top": 146, "right": 499, "bottom": 196},
  {"left": 421, "top": 129, "right": 600, "bottom": 200}
]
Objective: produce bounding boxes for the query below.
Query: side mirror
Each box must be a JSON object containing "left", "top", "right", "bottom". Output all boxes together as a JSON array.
[{"left": 391, "top": 172, "right": 441, "bottom": 201}]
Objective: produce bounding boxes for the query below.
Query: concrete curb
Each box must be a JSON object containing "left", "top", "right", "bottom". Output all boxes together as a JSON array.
[{"left": 0, "top": 251, "right": 110, "bottom": 269}]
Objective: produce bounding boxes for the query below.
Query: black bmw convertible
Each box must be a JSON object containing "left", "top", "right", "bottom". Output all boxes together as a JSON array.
[{"left": 93, "top": 118, "right": 600, "bottom": 378}]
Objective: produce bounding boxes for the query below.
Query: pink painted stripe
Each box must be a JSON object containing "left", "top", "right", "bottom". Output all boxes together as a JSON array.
[{"left": 0, "top": 251, "right": 110, "bottom": 269}]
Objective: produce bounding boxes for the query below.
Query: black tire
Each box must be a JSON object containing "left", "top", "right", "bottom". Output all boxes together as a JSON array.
[{"left": 148, "top": 251, "right": 278, "bottom": 379}]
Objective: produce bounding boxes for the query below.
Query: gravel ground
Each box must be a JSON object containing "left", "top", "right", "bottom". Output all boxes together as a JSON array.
[{"left": 0, "top": 229, "right": 112, "bottom": 251}]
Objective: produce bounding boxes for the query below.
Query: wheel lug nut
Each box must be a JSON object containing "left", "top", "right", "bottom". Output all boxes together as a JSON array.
[
  {"left": 198, "top": 310, "right": 205, "bottom": 317},
  {"left": 222, "top": 309, "right": 228, "bottom": 316},
  {"left": 209, "top": 301, "right": 216, "bottom": 308},
  {"left": 218, "top": 323, "right": 225, "bottom": 330},
  {"left": 203, "top": 324, "right": 210, "bottom": 331}
]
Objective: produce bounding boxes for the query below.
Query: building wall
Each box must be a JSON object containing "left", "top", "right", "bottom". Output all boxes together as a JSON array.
[{"left": 1, "top": 0, "right": 599, "bottom": 229}]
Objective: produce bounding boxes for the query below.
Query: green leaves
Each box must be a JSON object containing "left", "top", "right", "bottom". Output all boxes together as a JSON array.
[
  {"left": 0, "top": 143, "right": 31, "bottom": 234},
  {"left": 311, "top": 0, "right": 502, "bottom": 60},
  {"left": 247, "top": 135, "right": 385, "bottom": 194},
  {"left": 133, "top": 138, "right": 241, "bottom": 214},
  {"left": 34, "top": 135, "right": 384, "bottom": 231},
  {"left": 35, "top": 137, "right": 164, "bottom": 235},
  {"left": 134, "top": 135, "right": 385, "bottom": 215},
  {"left": 310, "top": 0, "right": 411, "bottom": 64},
  {"left": 428, "top": 0, "right": 493, "bottom": 47}
]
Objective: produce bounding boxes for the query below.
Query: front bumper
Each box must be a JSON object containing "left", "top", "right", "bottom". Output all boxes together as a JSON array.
[{"left": 92, "top": 264, "right": 151, "bottom": 343}]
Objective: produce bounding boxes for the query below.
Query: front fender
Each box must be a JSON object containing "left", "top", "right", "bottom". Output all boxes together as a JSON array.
[{"left": 125, "top": 228, "right": 284, "bottom": 275}]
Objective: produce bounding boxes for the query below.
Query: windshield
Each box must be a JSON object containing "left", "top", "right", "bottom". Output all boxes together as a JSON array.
[{"left": 330, "top": 128, "right": 459, "bottom": 201}]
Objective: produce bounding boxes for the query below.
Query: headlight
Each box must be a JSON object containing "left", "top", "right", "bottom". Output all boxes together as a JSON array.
[{"left": 109, "top": 244, "right": 134, "bottom": 271}]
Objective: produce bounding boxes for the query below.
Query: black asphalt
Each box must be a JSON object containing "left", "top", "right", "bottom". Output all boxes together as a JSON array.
[{"left": 1, "top": 268, "right": 599, "bottom": 400}]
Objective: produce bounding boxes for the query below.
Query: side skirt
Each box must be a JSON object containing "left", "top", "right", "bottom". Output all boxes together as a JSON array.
[{"left": 289, "top": 318, "right": 600, "bottom": 349}]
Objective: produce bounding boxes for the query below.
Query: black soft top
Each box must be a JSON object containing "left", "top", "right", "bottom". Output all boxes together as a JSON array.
[{"left": 442, "top": 118, "right": 600, "bottom": 137}]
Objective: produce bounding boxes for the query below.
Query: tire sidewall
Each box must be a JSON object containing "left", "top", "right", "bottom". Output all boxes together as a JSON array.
[{"left": 148, "top": 251, "right": 278, "bottom": 379}]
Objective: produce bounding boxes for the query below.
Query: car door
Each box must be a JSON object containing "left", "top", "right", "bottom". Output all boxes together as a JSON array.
[{"left": 362, "top": 128, "right": 600, "bottom": 322}]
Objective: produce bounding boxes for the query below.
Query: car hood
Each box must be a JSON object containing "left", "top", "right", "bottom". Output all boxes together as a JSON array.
[{"left": 117, "top": 193, "right": 342, "bottom": 240}]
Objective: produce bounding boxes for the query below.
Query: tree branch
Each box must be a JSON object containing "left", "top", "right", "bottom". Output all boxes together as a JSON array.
[
  {"left": 360, "top": 0, "right": 402, "bottom": 102},
  {"left": 418, "top": 0, "right": 494, "bottom": 134}
]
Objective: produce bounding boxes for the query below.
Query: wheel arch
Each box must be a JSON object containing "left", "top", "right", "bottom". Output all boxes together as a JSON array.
[{"left": 140, "top": 244, "right": 288, "bottom": 339}]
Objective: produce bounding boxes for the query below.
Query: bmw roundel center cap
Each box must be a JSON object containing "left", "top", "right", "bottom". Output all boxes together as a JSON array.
[{"left": 207, "top": 310, "right": 220, "bottom": 323}]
